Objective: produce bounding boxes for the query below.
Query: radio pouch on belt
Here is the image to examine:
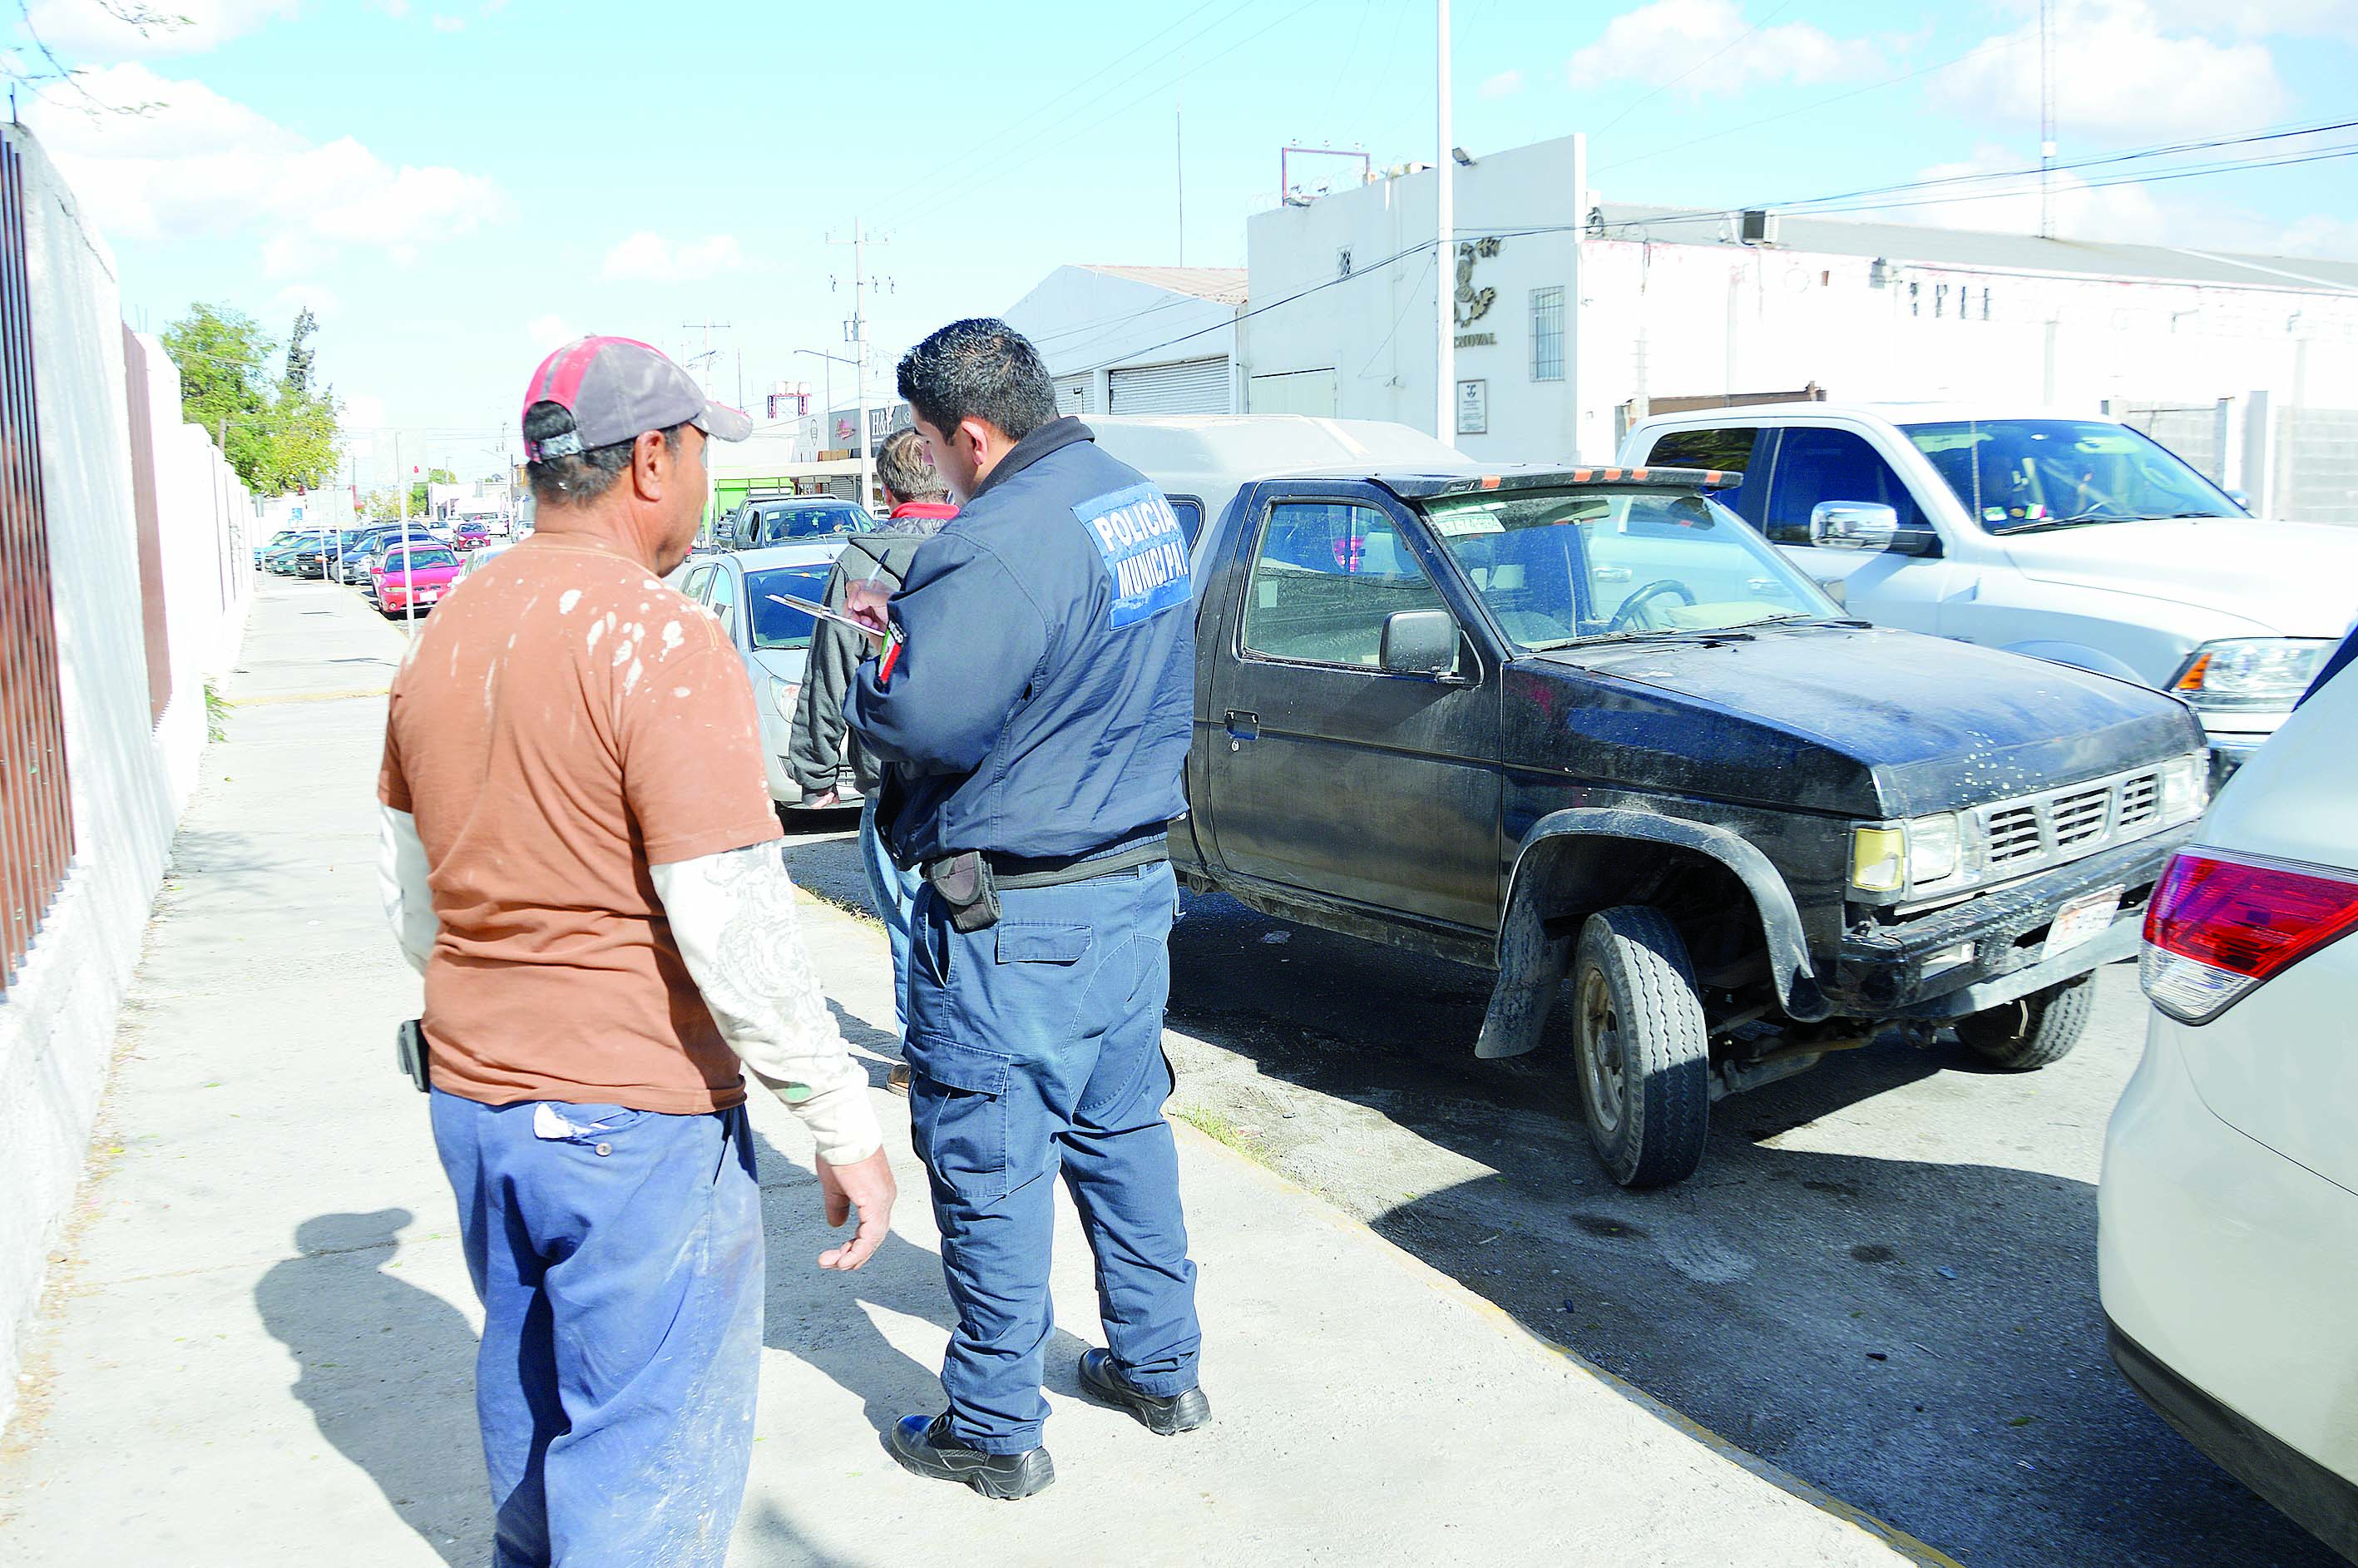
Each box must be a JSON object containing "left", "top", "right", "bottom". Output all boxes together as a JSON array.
[
  {"left": 925, "top": 850, "right": 1002, "bottom": 934},
  {"left": 396, "top": 1018, "right": 431, "bottom": 1095}
]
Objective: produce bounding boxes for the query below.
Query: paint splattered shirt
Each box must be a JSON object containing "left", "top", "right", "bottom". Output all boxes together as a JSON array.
[{"left": 378, "top": 533, "right": 781, "bottom": 1114}]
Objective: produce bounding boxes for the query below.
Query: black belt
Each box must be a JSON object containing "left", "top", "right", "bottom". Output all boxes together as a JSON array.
[{"left": 985, "top": 831, "right": 1169, "bottom": 890}]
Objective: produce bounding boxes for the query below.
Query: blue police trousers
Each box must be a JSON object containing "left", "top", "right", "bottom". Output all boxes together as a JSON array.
[
  {"left": 859, "top": 794, "right": 922, "bottom": 1044},
  {"left": 903, "top": 857, "right": 1203, "bottom": 1454},
  {"left": 430, "top": 1090, "right": 763, "bottom": 1568}
]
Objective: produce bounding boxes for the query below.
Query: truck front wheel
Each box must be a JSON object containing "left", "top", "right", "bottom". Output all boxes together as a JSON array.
[
  {"left": 1954, "top": 974, "right": 2096, "bottom": 1071},
  {"left": 1570, "top": 906, "right": 1711, "bottom": 1189}
]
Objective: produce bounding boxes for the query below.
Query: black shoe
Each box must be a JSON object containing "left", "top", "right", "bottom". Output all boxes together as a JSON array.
[
  {"left": 887, "top": 1413, "right": 1055, "bottom": 1500},
  {"left": 1076, "top": 1348, "right": 1210, "bottom": 1436}
]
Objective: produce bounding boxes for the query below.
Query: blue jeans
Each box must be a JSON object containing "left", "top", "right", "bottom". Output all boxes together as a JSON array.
[
  {"left": 430, "top": 1091, "right": 763, "bottom": 1568},
  {"left": 860, "top": 794, "right": 922, "bottom": 1044},
  {"left": 903, "top": 858, "right": 1202, "bottom": 1453}
]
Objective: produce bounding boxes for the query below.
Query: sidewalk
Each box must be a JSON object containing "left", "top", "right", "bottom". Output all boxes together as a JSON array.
[{"left": 0, "top": 576, "right": 1926, "bottom": 1568}]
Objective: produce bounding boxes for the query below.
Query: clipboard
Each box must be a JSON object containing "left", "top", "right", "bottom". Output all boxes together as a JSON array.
[{"left": 767, "top": 591, "right": 905, "bottom": 679}]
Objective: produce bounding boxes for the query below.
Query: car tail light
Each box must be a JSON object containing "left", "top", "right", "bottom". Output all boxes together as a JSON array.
[{"left": 2140, "top": 850, "right": 2358, "bottom": 1024}]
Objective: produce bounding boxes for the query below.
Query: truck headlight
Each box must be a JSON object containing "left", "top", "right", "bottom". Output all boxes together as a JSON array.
[
  {"left": 2169, "top": 638, "right": 2335, "bottom": 710},
  {"left": 1851, "top": 814, "right": 1965, "bottom": 897},
  {"left": 766, "top": 675, "right": 800, "bottom": 723},
  {"left": 2158, "top": 752, "right": 2208, "bottom": 824}
]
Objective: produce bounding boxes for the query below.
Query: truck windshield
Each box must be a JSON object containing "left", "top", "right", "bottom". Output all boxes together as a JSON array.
[
  {"left": 1901, "top": 418, "right": 2242, "bottom": 532},
  {"left": 1424, "top": 487, "right": 1836, "bottom": 650}
]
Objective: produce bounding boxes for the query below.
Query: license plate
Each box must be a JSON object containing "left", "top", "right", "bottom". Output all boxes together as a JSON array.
[{"left": 2043, "top": 887, "right": 2123, "bottom": 962}]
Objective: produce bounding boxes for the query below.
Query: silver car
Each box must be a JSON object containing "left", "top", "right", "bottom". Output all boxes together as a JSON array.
[{"left": 672, "top": 542, "right": 867, "bottom": 812}]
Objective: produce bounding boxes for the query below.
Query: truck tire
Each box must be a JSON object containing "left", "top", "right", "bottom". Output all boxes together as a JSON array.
[
  {"left": 1955, "top": 974, "right": 2096, "bottom": 1071},
  {"left": 1570, "top": 906, "right": 1711, "bottom": 1190}
]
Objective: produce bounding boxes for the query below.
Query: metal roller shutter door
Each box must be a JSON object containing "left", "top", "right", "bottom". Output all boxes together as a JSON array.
[
  {"left": 1109, "top": 356, "right": 1230, "bottom": 415},
  {"left": 1053, "top": 372, "right": 1093, "bottom": 415}
]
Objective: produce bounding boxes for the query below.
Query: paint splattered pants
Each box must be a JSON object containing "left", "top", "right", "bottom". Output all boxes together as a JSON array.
[{"left": 431, "top": 1091, "right": 762, "bottom": 1568}]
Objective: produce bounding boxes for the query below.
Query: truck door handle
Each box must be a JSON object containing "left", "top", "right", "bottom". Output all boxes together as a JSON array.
[{"left": 1224, "top": 710, "right": 1259, "bottom": 750}]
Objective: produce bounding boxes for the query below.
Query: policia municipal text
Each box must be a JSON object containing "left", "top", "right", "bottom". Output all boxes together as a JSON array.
[{"left": 845, "top": 319, "right": 1210, "bottom": 1500}]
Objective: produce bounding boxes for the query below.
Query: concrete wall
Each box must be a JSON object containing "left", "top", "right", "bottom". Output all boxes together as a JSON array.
[
  {"left": 0, "top": 127, "right": 251, "bottom": 1432},
  {"left": 1241, "top": 136, "right": 1587, "bottom": 463}
]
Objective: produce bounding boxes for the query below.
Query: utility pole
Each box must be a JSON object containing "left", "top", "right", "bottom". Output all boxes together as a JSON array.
[
  {"left": 680, "top": 321, "right": 732, "bottom": 398},
  {"left": 831, "top": 220, "right": 879, "bottom": 511},
  {"left": 396, "top": 431, "right": 407, "bottom": 522},
  {"left": 1435, "top": 0, "right": 1456, "bottom": 448},
  {"left": 2038, "top": 0, "right": 2056, "bottom": 240}
]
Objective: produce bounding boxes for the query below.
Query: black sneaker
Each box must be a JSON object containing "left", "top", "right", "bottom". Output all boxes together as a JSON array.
[
  {"left": 887, "top": 1414, "right": 1055, "bottom": 1501},
  {"left": 1076, "top": 1348, "right": 1210, "bottom": 1436}
]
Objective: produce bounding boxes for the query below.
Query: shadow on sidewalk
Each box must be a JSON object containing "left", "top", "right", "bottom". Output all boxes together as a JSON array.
[{"left": 254, "top": 1209, "right": 485, "bottom": 1566}]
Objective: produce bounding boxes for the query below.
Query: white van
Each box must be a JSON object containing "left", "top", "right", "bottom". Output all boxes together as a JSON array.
[{"left": 1618, "top": 404, "right": 2358, "bottom": 778}]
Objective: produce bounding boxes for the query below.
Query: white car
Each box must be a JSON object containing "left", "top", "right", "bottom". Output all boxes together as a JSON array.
[
  {"left": 2099, "top": 631, "right": 2358, "bottom": 1562},
  {"left": 1617, "top": 405, "right": 2358, "bottom": 780},
  {"left": 672, "top": 540, "right": 870, "bottom": 811}
]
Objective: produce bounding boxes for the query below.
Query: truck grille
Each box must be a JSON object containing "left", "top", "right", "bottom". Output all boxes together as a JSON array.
[{"left": 1972, "top": 765, "right": 2168, "bottom": 874}]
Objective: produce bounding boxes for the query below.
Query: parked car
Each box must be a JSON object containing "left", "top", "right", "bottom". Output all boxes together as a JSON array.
[
  {"left": 349, "top": 527, "right": 444, "bottom": 590},
  {"left": 1616, "top": 405, "right": 2358, "bottom": 783},
  {"left": 255, "top": 529, "right": 303, "bottom": 569},
  {"left": 673, "top": 540, "right": 867, "bottom": 812},
  {"left": 1093, "top": 413, "right": 2208, "bottom": 1188},
  {"left": 264, "top": 530, "right": 334, "bottom": 574},
  {"left": 372, "top": 542, "right": 464, "bottom": 617},
  {"left": 458, "top": 540, "right": 515, "bottom": 579},
  {"left": 2099, "top": 629, "right": 2358, "bottom": 1563},
  {"left": 719, "top": 496, "right": 873, "bottom": 552},
  {"left": 452, "top": 519, "right": 493, "bottom": 552}
]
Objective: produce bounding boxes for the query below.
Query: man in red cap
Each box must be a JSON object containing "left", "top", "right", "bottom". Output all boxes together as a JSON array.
[{"left": 375, "top": 336, "right": 897, "bottom": 1566}]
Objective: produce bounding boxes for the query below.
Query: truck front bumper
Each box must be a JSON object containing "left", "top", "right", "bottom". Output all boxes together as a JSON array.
[{"left": 1822, "top": 825, "right": 2192, "bottom": 1021}]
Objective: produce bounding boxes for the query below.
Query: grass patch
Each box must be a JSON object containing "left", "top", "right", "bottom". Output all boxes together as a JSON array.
[
  {"left": 203, "top": 680, "right": 232, "bottom": 743},
  {"left": 1173, "top": 1106, "right": 1263, "bottom": 1160}
]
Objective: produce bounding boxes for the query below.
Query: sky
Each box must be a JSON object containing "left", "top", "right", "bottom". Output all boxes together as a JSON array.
[{"left": 10, "top": 0, "right": 2356, "bottom": 491}]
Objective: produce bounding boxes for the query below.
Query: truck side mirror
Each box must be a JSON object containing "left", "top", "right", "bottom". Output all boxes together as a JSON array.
[
  {"left": 1380, "top": 610, "right": 1461, "bottom": 676},
  {"left": 1808, "top": 501, "right": 1898, "bottom": 552}
]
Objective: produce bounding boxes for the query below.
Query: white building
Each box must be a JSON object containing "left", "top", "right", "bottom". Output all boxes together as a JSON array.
[
  {"left": 1003, "top": 264, "right": 1246, "bottom": 416},
  {"left": 1236, "top": 133, "right": 2358, "bottom": 518}
]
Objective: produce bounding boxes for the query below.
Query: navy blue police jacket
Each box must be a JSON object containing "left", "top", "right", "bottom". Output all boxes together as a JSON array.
[{"left": 844, "top": 417, "right": 1194, "bottom": 865}]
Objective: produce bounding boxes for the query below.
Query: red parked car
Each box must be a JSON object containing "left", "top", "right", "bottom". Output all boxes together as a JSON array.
[
  {"left": 373, "top": 543, "right": 464, "bottom": 616},
  {"left": 452, "top": 519, "right": 494, "bottom": 552}
]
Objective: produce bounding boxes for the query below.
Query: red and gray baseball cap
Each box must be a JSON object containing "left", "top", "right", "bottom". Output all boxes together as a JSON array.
[{"left": 519, "top": 335, "right": 753, "bottom": 460}]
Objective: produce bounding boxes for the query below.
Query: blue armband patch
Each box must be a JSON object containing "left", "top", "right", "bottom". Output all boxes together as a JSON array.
[{"left": 1074, "top": 483, "right": 1191, "bottom": 630}]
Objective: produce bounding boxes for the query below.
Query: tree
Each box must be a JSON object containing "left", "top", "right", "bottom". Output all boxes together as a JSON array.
[
  {"left": 10, "top": 2, "right": 187, "bottom": 99},
  {"left": 160, "top": 301, "right": 344, "bottom": 496},
  {"left": 409, "top": 467, "right": 457, "bottom": 516}
]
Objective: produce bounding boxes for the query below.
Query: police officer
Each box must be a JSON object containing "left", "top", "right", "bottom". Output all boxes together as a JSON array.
[{"left": 844, "top": 319, "right": 1206, "bottom": 1501}]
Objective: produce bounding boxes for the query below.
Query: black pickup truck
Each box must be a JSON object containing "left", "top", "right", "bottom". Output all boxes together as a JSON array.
[{"left": 1092, "top": 416, "right": 2210, "bottom": 1188}]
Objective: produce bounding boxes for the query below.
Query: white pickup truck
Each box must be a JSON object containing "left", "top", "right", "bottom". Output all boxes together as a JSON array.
[{"left": 1618, "top": 404, "right": 2358, "bottom": 777}]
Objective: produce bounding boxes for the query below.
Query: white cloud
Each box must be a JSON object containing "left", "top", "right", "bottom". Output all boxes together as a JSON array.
[
  {"left": 525, "top": 314, "right": 573, "bottom": 351},
  {"left": 1856, "top": 144, "right": 2168, "bottom": 244},
  {"left": 343, "top": 392, "right": 387, "bottom": 433},
  {"left": 2146, "top": 0, "right": 2357, "bottom": 38},
  {"left": 430, "top": 13, "right": 464, "bottom": 31},
  {"left": 600, "top": 232, "right": 746, "bottom": 283},
  {"left": 24, "top": 64, "right": 506, "bottom": 273},
  {"left": 1567, "top": 0, "right": 1879, "bottom": 94},
  {"left": 1936, "top": 0, "right": 2285, "bottom": 141},
  {"left": 18, "top": 0, "right": 299, "bottom": 61},
  {"left": 2276, "top": 215, "right": 2358, "bottom": 261},
  {"left": 1478, "top": 68, "right": 1524, "bottom": 101}
]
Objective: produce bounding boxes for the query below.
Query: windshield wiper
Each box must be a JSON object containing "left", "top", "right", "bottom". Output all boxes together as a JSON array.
[
  {"left": 1752, "top": 613, "right": 1873, "bottom": 630},
  {"left": 1990, "top": 512, "right": 2137, "bottom": 535},
  {"left": 1530, "top": 627, "right": 1758, "bottom": 650}
]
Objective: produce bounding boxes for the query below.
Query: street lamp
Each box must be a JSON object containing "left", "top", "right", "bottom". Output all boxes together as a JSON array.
[{"left": 794, "top": 346, "right": 872, "bottom": 508}]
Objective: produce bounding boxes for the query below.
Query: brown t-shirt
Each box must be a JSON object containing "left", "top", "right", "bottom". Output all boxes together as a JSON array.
[{"left": 378, "top": 534, "right": 782, "bottom": 1113}]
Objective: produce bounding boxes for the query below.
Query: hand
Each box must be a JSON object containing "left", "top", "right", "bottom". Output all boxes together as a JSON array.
[
  {"left": 844, "top": 580, "right": 893, "bottom": 638},
  {"left": 808, "top": 789, "right": 839, "bottom": 810},
  {"left": 815, "top": 1147, "right": 896, "bottom": 1270}
]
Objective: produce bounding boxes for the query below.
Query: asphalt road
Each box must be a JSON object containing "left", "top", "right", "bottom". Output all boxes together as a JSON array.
[{"left": 776, "top": 814, "right": 2337, "bottom": 1568}]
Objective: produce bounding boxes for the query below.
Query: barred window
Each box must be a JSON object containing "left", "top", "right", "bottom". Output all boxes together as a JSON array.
[{"left": 1530, "top": 286, "right": 1565, "bottom": 382}]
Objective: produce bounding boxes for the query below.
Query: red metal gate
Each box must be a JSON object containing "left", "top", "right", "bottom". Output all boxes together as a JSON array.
[{"left": 0, "top": 137, "right": 75, "bottom": 996}]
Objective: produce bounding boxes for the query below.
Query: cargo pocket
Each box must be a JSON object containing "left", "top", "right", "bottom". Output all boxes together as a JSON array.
[{"left": 905, "top": 1038, "right": 1013, "bottom": 1207}]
